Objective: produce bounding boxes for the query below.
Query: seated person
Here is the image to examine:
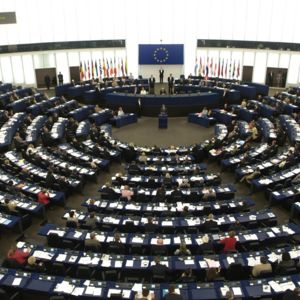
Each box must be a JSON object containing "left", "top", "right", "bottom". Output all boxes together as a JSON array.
[
  {"left": 163, "top": 173, "right": 172, "bottom": 187},
  {"left": 94, "top": 104, "right": 102, "bottom": 113},
  {"left": 138, "top": 152, "right": 148, "bottom": 164},
  {"left": 121, "top": 185, "right": 134, "bottom": 200},
  {"left": 7, "top": 246, "right": 30, "bottom": 266},
  {"left": 220, "top": 231, "right": 237, "bottom": 253},
  {"left": 109, "top": 231, "right": 125, "bottom": 252},
  {"left": 181, "top": 268, "right": 193, "bottom": 279},
  {"left": 85, "top": 212, "right": 97, "bottom": 229},
  {"left": 163, "top": 285, "right": 183, "bottom": 300},
  {"left": 170, "top": 186, "right": 183, "bottom": 201},
  {"left": 26, "top": 256, "right": 45, "bottom": 272},
  {"left": 117, "top": 107, "right": 125, "bottom": 117},
  {"left": 275, "top": 252, "right": 296, "bottom": 275},
  {"left": 282, "top": 287, "right": 300, "bottom": 300},
  {"left": 200, "top": 107, "right": 209, "bottom": 117},
  {"left": 203, "top": 214, "right": 218, "bottom": 231},
  {"left": 144, "top": 216, "right": 158, "bottom": 233},
  {"left": 252, "top": 256, "right": 272, "bottom": 277},
  {"left": 135, "top": 287, "right": 156, "bottom": 300},
  {"left": 228, "top": 221, "right": 246, "bottom": 232},
  {"left": 160, "top": 87, "right": 167, "bottom": 95},
  {"left": 85, "top": 232, "right": 101, "bottom": 251},
  {"left": 67, "top": 210, "right": 79, "bottom": 227},
  {"left": 111, "top": 77, "right": 118, "bottom": 87},
  {"left": 181, "top": 205, "right": 191, "bottom": 217},
  {"left": 174, "top": 242, "right": 191, "bottom": 256},
  {"left": 4, "top": 198, "right": 18, "bottom": 213},
  {"left": 140, "top": 87, "right": 147, "bottom": 95},
  {"left": 199, "top": 234, "right": 214, "bottom": 253},
  {"left": 241, "top": 99, "right": 247, "bottom": 108},
  {"left": 206, "top": 266, "right": 221, "bottom": 282},
  {"left": 155, "top": 185, "right": 166, "bottom": 202},
  {"left": 179, "top": 178, "right": 190, "bottom": 188},
  {"left": 37, "top": 190, "right": 50, "bottom": 206},
  {"left": 240, "top": 167, "right": 261, "bottom": 184},
  {"left": 202, "top": 187, "right": 216, "bottom": 201},
  {"left": 150, "top": 256, "right": 170, "bottom": 279}
]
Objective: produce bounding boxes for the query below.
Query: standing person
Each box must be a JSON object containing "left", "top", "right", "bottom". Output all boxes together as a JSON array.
[
  {"left": 149, "top": 75, "right": 155, "bottom": 94},
  {"left": 159, "top": 67, "right": 164, "bottom": 83},
  {"left": 167, "top": 74, "right": 174, "bottom": 94},
  {"left": 44, "top": 75, "right": 51, "bottom": 90},
  {"left": 58, "top": 72, "right": 64, "bottom": 86}
]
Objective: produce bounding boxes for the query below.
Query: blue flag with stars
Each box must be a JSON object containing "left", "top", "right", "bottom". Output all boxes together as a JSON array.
[{"left": 139, "top": 44, "right": 184, "bottom": 65}]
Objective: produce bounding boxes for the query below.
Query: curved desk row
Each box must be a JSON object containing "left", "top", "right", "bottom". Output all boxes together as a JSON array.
[
  {"left": 82, "top": 197, "right": 254, "bottom": 216},
  {"left": 174, "top": 85, "right": 241, "bottom": 103},
  {"left": 39, "top": 223, "right": 300, "bottom": 251},
  {"left": 1, "top": 267, "right": 299, "bottom": 300},
  {"left": 105, "top": 92, "right": 221, "bottom": 117}
]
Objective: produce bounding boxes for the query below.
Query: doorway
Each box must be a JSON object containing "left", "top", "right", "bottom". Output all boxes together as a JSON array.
[{"left": 242, "top": 66, "right": 253, "bottom": 82}]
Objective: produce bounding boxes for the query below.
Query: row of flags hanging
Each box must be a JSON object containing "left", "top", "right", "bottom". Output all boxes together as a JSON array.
[
  {"left": 194, "top": 57, "right": 241, "bottom": 79},
  {"left": 79, "top": 57, "right": 128, "bottom": 81}
]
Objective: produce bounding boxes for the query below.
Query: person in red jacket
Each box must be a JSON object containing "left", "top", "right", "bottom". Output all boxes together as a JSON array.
[
  {"left": 7, "top": 246, "right": 30, "bottom": 265},
  {"left": 37, "top": 190, "right": 50, "bottom": 206},
  {"left": 220, "top": 231, "right": 237, "bottom": 253}
]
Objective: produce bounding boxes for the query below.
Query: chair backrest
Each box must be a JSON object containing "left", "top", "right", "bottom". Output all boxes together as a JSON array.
[
  {"left": 0, "top": 289, "right": 9, "bottom": 300},
  {"left": 47, "top": 233, "right": 61, "bottom": 247},
  {"left": 66, "top": 220, "right": 77, "bottom": 228}
]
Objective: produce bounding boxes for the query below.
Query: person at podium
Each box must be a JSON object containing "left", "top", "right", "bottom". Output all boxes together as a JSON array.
[{"left": 160, "top": 104, "right": 167, "bottom": 115}]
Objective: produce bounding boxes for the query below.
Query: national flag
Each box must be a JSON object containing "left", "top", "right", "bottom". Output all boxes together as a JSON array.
[
  {"left": 232, "top": 60, "right": 236, "bottom": 78},
  {"left": 221, "top": 59, "right": 224, "bottom": 77},
  {"left": 210, "top": 58, "right": 213, "bottom": 75},
  {"left": 237, "top": 61, "right": 240, "bottom": 78},
  {"left": 225, "top": 60, "right": 228, "bottom": 78},
  {"left": 95, "top": 60, "right": 98, "bottom": 77},
  {"left": 121, "top": 58, "right": 125, "bottom": 76},
  {"left": 202, "top": 57, "right": 206, "bottom": 75},
  {"left": 218, "top": 58, "right": 220, "bottom": 77},
  {"left": 87, "top": 61, "right": 91, "bottom": 79},
  {"left": 205, "top": 64, "right": 209, "bottom": 77},
  {"left": 106, "top": 59, "right": 110, "bottom": 77},
  {"left": 194, "top": 58, "right": 199, "bottom": 76},
  {"left": 214, "top": 62, "right": 217, "bottom": 77},
  {"left": 125, "top": 57, "right": 128, "bottom": 75},
  {"left": 91, "top": 60, "right": 95, "bottom": 78},
  {"left": 80, "top": 62, "right": 84, "bottom": 81},
  {"left": 102, "top": 59, "right": 106, "bottom": 77},
  {"left": 84, "top": 61, "right": 87, "bottom": 80},
  {"left": 199, "top": 57, "right": 202, "bottom": 76},
  {"left": 110, "top": 58, "right": 114, "bottom": 76},
  {"left": 114, "top": 57, "right": 117, "bottom": 76},
  {"left": 229, "top": 60, "right": 232, "bottom": 79},
  {"left": 99, "top": 59, "right": 102, "bottom": 76}
]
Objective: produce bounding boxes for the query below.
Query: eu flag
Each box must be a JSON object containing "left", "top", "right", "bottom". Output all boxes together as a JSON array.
[{"left": 139, "top": 44, "right": 184, "bottom": 65}]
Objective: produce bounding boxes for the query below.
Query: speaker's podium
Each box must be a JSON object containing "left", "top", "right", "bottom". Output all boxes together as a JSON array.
[{"left": 158, "top": 113, "right": 168, "bottom": 129}]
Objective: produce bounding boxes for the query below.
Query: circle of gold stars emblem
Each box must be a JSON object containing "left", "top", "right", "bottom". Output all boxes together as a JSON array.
[{"left": 153, "top": 47, "right": 169, "bottom": 63}]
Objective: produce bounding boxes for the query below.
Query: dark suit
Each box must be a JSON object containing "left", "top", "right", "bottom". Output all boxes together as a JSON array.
[
  {"left": 164, "top": 293, "right": 183, "bottom": 300},
  {"left": 149, "top": 77, "right": 155, "bottom": 94},
  {"left": 84, "top": 238, "right": 101, "bottom": 251},
  {"left": 203, "top": 220, "right": 218, "bottom": 231},
  {"left": 167, "top": 76, "right": 174, "bottom": 94},
  {"left": 144, "top": 223, "right": 158, "bottom": 233},
  {"left": 159, "top": 69, "right": 164, "bottom": 83},
  {"left": 151, "top": 263, "right": 169, "bottom": 277}
]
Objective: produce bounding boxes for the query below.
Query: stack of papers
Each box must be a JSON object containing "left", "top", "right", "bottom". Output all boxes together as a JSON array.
[{"left": 54, "top": 281, "right": 75, "bottom": 294}]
